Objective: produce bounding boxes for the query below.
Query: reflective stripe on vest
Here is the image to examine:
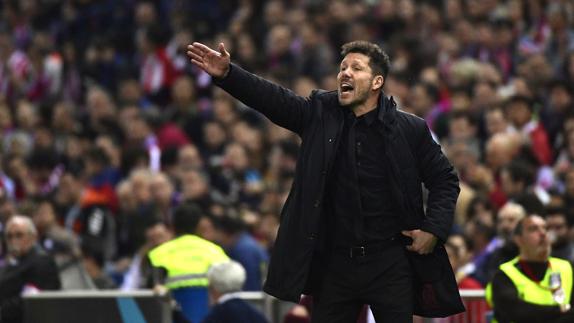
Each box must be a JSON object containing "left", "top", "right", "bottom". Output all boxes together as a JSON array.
[
  {"left": 148, "top": 235, "right": 229, "bottom": 289},
  {"left": 486, "top": 257, "right": 573, "bottom": 309}
]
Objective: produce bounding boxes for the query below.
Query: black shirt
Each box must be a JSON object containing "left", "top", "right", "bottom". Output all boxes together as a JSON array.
[{"left": 327, "top": 106, "right": 400, "bottom": 247}]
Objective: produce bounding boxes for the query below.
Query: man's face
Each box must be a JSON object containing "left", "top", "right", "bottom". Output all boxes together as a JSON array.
[
  {"left": 337, "top": 53, "right": 377, "bottom": 107},
  {"left": 5, "top": 220, "right": 36, "bottom": 258},
  {"left": 546, "top": 214, "right": 569, "bottom": 246},
  {"left": 515, "top": 216, "right": 551, "bottom": 261},
  {"left": 497, "top": 207, "right": 522, "bottom": 240}
]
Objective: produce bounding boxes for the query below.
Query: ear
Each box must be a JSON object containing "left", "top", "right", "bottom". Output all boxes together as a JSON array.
[{"left": 372, "top": 75, "right": 384, "bottom": 91}]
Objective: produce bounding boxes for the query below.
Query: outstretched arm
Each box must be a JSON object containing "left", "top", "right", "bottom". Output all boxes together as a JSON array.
[{"left": 187, "top": 42, "right": 312, "bottom": 135}]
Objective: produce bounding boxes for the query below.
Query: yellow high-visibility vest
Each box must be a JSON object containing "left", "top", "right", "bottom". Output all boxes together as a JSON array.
[
  {"left": 486, "top": 257, "right": 572, "bottom": 309},
  {"left": 148, "top": 234, "right": 229, "bottom": 289}
]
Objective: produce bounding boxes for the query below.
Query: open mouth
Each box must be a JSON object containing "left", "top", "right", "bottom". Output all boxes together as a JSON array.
[{"left": 340, "top": 82, "right": 354, "bottom": 93}]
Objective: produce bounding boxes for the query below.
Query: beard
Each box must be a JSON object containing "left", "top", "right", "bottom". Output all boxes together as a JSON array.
[{"left": 338, "top": 84, "right": 371, "bottom": 107}]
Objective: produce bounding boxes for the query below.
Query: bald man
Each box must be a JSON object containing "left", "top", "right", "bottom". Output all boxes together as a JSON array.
[{"left": 0, "top": 215, "right": 61, "bottom": 323}]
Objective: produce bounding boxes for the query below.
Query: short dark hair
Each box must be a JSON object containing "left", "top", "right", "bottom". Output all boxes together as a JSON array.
[
  {"left": 340, "top": 41, "right": 391, "bottom": 79},
  {"left": 505, "top": 95, "right": 533, "bottom": 111},
  {"left": 514, "top": 214, "right": 543, "bottom": 236},
  {"left": 502, "top": 159, "right": 536, "bottom": 187},
  {"left": 172, "top": 202, "right": 203, "bottom": 236}
]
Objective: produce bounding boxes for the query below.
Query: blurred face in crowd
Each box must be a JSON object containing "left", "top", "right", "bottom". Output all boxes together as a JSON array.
[
  {"left": 549, "top": 85, "right": 572, "bottom": 112},
  {"left": 180, "top": 169, "right": 209, "bottom": 200},
  {"left": 203, "top": 121, "right": 227, "bottom": 150},
  {"left": 177, "top": 145, "right": 203, "bottom": 170},
  {"left": 32, "top": 201, "right": 56, "bottom": 233},
  {"left": 506, "top": 101, "right": 531, "bottom": 128},
  {"left": 409, "top": 84, "right": 433, "bottom": 117},
  {"left": 116, "top": 180, "right": 137, "bottom": 212},
  {"left": 446, "top": 234, "right": 469, "bottom": 271},
  {"left": 515, "top": 215, "right": 551, "bottom": 262},
  {"left": 337, "top": 53, "right": 381, "bottom": 108},
  {"left": 172, "top": 76, "right": 195, "bottom": 108},
  {"left": 151, "top": 173, "right": 174, "bottom": 205},
  {"left": 449, "top": 116, "right": 475, "bottom": 141},
  {"left": 497, "top": 203, "right": 525, "bottom": 241},
  {"left": 485, "top": 108, "right": 508, "bottom": 136},
  {"left": 546, "top": 213, "right": 569, "bottom": 247},
  {"left": 145, "top": 222, "right": 172, "bottom": 248},
  {"left": 5, "top": 216, "right": 37, "bottom": 258},
  {"left": 223, "top": 143, "right": 249, "bottom": 172},
  {"left": 500, "top": 168, "right": 523, "bottom": 197},
  {"left": 130, "top": 170, "right": 152, "bottom": 205}
]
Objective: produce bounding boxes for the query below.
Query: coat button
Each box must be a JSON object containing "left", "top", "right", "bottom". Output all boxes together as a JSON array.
[
  {"left": 328, "top": 138, "right": 333, "bottom": 143},
  {"left": 313, "top": 200, "right": 320, "bottom": 207},
  {"left": 308, "top": 234, "right": 316, "bottom": 240},
  {"left": 321, "top": 170, "right": 326, "bottom": 175}
]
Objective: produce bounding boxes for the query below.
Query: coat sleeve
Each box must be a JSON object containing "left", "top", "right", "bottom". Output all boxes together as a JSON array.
[
  {"left": 414, "top": 120, "right": 460, "bottom": 242},
  {"left": 214, "top": 64, "right": 313, "bottom": 136}
]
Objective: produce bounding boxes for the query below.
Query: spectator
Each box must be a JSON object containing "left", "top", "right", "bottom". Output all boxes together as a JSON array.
[
  {"left": 204, "top": 260, "right": 268, "bottom": 323},
  {"left": 486, "top": 214, "right": 574, "bottom": 322},
  {"left": 0, "top": 215, "right": 61, "bottom": 323},
  {"left": 214, "top": 212, "right": 269, "bottom": 291},
  {"left": 148, "top": 202, "right": 229, "bottom": 323},
  {"left": 473, "top": 202, "right": 525, "bottom": 286},
  {"left": 546, "top": 207, "right": 574, "bottom": 263}
]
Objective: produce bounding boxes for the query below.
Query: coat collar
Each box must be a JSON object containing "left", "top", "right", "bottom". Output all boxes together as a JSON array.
[{"left": 377, "top": 91, "right": 398, "bottom": 128}]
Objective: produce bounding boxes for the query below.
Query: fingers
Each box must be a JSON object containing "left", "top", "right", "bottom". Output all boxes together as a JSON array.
[
  {"left": 218, "top": 42, "right": 229, "bottom": 57},
  {"left": 401, "top": 230, "right": 413, "bottom": 237},
  {"left": 187, "top": 50, "right": 203, "bottom": 63},
  {"left": 189, "top": 42, "right": 214, "bottom": 54}
]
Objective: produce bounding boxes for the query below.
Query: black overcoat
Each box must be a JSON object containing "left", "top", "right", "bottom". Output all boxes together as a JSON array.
[{"left": 216, "top": 64, "right": 464, "bottom": 317}]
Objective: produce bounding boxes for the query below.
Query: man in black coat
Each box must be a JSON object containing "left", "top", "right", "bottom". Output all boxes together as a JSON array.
[
  {"left": 0, "top": 215, "right": 61, "bottom": 323},
  {"left": 188, "top": 40, "right": 463, "bottom": 322}
]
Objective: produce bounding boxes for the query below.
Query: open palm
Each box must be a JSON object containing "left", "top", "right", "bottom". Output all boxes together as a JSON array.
[{"left": 187, "top": 42, "right": 231, "bottom": 78}]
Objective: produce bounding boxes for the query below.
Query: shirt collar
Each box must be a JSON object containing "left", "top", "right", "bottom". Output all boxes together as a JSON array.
[
  {"left": 217, "top": 292, "right": 243, "bottom": 304},
  {"left": 358, "top": 105, "right": 379, "bottom": 126}
]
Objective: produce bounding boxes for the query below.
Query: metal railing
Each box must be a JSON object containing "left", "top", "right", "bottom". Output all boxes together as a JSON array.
[{"left": 23, "top": 289, "right": 488, "bottom": 323}]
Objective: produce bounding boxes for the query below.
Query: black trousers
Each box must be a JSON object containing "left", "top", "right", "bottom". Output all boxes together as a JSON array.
[{"left": 311, "top": 244, "right": 413, "bottom": 323}]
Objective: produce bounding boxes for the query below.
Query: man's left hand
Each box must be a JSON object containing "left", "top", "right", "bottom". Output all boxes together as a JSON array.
[{"left": 401, "top": 229, "right": 437, "bottom": 255}]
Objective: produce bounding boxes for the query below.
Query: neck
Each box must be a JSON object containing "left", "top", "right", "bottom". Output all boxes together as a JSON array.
[
  {"left": 352, "top": 92, "right": 380, "bottom": 116},
  {"left": 519, "top": 253, "right": 548, "bottom": 262}
]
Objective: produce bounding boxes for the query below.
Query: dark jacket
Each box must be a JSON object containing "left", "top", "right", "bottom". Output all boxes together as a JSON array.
[
  {"left": 202, "top": 298, "right": 268, "bottom": 323},
  {"left": 216, "top": 64, "right": 463, "bottom": 317},
  {"left": 0, "top": 246, "right": 61, "bottom": 323}
]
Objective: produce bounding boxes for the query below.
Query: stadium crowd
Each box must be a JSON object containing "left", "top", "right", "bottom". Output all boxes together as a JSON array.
[{"left": 0, "top": 0, "right": 574, "bottom": 322}]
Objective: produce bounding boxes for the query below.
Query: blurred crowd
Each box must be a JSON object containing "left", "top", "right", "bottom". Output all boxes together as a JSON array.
[{"left": 0, "top": 0, "right": 573, "bottom": 312}]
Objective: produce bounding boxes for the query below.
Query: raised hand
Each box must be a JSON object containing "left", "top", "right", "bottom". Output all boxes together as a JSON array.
[{"left": 187, "top": 42, "right": 231, "bottom": 79}]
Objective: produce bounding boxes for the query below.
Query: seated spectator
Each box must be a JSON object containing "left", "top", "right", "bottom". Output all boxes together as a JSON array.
[
  {"left": 203, "top": 260, "right": 268, "bottom": 323},
  {"left": 0, "top": 215, "right": 61, "bottom": 323}
]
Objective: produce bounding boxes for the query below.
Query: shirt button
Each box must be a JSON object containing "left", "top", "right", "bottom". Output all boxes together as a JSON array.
[
  {"left": 308, "top": 234, "right": 316, "bottom": 240},
  {"left": 357, "top": 161, "right": 361, "bottom": 166},
  {"left": 357, "top": 141, "right": 361, "bottom": 146},
  {"left": 328, "top": 138, "right": 333, "bottom": 143},
  {"left": 313, "top": 200, "right": 320, "bottom": 208}
]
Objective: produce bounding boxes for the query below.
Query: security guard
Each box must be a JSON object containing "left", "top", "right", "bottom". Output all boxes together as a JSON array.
[
  {"left": 149, "top": 203, "right": 229, "bottom": 323},
  {"left": 486, "top": 214, "right": 574, "bottom": 323}
]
